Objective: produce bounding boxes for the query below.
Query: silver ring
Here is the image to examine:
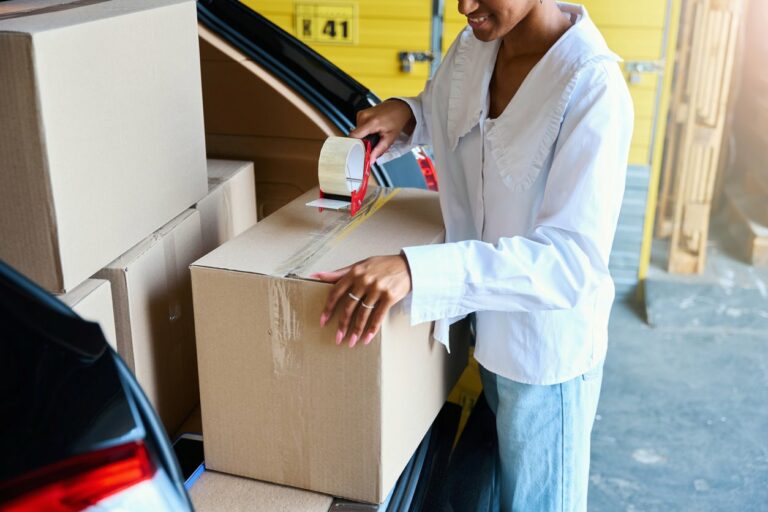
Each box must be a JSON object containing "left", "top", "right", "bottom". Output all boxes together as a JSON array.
[
  {"left": 361, "top": 301, "right": 375, "bottom": 310},
  {"left": 348, "top": 292, "right": 361, "bottom": 302}
]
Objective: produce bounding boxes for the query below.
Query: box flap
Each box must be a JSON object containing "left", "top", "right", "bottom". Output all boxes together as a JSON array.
[{"left": 191, "top": 187, "right": 443, "bottom": 279}]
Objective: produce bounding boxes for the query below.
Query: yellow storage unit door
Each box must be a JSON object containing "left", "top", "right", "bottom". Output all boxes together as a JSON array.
[{"left": 244, "top": 0, "right": 433, "bottom": 99}]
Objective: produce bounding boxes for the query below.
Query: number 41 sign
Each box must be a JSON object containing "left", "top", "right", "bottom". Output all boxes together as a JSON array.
[{"left": 295, "top": 1, "right": 358, "bottom": 45}]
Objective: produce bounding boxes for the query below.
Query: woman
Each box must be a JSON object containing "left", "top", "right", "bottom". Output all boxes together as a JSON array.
[{"left": 314, "top": 0, "right": 633, "bottom": 509}]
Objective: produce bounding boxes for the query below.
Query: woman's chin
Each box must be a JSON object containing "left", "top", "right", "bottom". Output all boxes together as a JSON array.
[{"left": 471, "top": 29, "right": 497, "bottom": 42}]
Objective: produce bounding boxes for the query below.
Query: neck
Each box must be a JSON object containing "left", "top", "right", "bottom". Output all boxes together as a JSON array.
[{"left": 500, "top": 1, "right": 571, "bottom": 59}]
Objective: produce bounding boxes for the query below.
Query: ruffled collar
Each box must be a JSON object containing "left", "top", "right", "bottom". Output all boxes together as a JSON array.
[{"left": 446, "top": 3, "right": 620, "bottom": 154}]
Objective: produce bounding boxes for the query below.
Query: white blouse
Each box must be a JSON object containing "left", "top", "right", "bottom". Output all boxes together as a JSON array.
[{"left": 382, "top": 3, "right": 634, "bottom": 385}]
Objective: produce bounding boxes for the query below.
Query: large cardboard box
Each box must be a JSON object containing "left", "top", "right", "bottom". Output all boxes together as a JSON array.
[
  {"left": 58, "top": 279, "right": 117, "bottom": 350},
  {"left": 97, "top": 210, "right": 205, "bottom": 434},
  {"left": 196, "top": 160, "right": 258, "bottom": 254},
  {"left": 0, "top": 0, "right": 207, "bottom": 293},
  {"left": 190, "top": 188, "right": 469, "bottom": 503},
  {"left": 189, "top": 471, "right": 333, "bottom": 512}
]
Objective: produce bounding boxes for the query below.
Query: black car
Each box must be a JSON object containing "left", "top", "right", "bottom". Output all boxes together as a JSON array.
[{"left": 0, "top": 259, "right": 193, "bottom": 511}]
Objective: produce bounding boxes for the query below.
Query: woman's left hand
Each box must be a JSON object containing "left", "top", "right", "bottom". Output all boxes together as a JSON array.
[{"left": 312, "top": 255, "right": 412, "bottom": 347}]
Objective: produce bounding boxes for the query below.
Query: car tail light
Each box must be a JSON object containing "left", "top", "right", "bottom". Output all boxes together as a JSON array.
[
  {"left": 0, "top": 441, "right": 155, "bottom": 512},
  {"left": 413, "top": 147, "right": 438, "bottom": 191}
]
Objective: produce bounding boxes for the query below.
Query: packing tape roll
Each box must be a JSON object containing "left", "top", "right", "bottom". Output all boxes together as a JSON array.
[{"left": 317, "top": 136, "right": 367, "bottom": 197}]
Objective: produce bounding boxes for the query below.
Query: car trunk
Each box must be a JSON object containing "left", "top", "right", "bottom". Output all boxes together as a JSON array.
[{"left": 199, "top": 24, "right": 342, "bottom": 219}]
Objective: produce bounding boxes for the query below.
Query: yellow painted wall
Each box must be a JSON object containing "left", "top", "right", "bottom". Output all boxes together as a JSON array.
[{"left": 243, "top": 0, "right": 434, "bottom": 100}]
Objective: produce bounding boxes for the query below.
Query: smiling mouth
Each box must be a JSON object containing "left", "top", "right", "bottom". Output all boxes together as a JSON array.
[{"left": 467, "top": 15, "right": 490, "bottom": 27}]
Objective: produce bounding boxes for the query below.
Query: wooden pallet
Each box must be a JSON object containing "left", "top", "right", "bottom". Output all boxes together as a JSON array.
[
  {"left": 657, "top": 0, "right": 744, "bottom": 274},
  {"left": 655, "top": 0, "right": 697, "bottom": 239}
]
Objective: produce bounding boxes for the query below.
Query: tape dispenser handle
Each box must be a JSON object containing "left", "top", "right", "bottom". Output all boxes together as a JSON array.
[
  {"left": 362, "top": 133, "right": 381, "bottom": 154},
  {"left": 344, "top": 134, "right": 379, "bottom": 216}
]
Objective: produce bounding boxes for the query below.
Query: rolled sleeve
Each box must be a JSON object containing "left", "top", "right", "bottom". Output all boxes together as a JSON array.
[
  {"left": 378, "top": 82, "right": 433, "bottom": 164},
  {"left": 394, "top": 94, "right": 431, "bottom": 147}
]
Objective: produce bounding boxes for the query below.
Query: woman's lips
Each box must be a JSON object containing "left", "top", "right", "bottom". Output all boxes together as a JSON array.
[{"left": 467, "top": 14, "right": 490, "bottom": 29}]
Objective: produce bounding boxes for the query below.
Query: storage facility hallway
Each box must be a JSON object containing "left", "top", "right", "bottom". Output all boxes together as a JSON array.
[{"left": 590, "top": 226, "right": 768, "bottom": 511}]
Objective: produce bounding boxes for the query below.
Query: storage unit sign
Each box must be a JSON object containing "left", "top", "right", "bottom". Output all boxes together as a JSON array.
[{"left": 295, "top": 1, "right": 358, "bottom": 45}]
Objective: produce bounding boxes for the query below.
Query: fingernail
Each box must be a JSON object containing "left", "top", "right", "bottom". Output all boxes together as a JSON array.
[
  {"left": 364, "top": 332, "right": 374, "bottom": 345},
  {"left": 335, "top": 330, "right": 344, "bottom": 345},
  {"left": 320, "top": 313, "right": 328, "bottom": 327},
  {"left": 349, "top": 334, "right": 358, "bottom": 348}
]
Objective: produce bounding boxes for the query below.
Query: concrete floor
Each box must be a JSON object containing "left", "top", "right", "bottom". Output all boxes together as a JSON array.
[{"left": 589, "top": 232, "right": 768, "bottom": 511}]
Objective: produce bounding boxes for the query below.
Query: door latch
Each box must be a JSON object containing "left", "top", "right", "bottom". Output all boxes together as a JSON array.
[
  {"left": 398, "top": 51, "right": 434, "bottom": 73},
  {"left": 624, "top": 60, "right": 665, "bottom": 85}
]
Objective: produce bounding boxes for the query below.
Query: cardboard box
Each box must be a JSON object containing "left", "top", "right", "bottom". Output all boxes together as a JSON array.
[
  {"left": 0, "top": 0, "right": 207, "bottom": 293},
  {"left": 97, "top": 209, "right": 205, "bottom": 434},
  {"left": 189, "top": 471, "right": 333, "bottom": 512},
  {"left": 190, "top": 187, "right": 468, "bottom": 503},
  {"left": 196, "top": 160, "right": 258, "bottom": 254},
  {"left": 58, "top": 279, "right": 117, "bottom": 350}
]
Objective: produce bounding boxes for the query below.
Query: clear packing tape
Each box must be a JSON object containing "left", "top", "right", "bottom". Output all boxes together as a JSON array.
[{"left": 306, "top": 135, "right": 378, "bottom": 216}]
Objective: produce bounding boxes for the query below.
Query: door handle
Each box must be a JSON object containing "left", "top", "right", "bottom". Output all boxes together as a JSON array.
[
  {"left": 398, "top": 51, "right": 434, "bottom": 73},
  {"left": 624, "top": 60, "right": 665, "bottom": 85}
]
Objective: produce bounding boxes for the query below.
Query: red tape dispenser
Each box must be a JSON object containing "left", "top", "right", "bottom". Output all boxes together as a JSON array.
[{"left": 306, "top": 134, "right": 380, "bottom": 216}]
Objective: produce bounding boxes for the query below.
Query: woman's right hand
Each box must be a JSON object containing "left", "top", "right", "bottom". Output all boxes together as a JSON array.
[{"left": 350, "top": 99, "right": 416, "bottom": 163}]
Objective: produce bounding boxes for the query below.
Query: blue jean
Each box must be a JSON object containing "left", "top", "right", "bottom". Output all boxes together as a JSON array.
[{"left": 479, "top": 363, "right": 603, "bottom": 512}]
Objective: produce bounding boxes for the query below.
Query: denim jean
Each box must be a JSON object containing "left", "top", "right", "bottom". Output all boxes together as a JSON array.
[{"left": 479, "top": 363, "right": 604, "bottom": 512}]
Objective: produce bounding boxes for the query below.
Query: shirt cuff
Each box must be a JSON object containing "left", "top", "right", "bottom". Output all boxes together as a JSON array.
[
  {"left": 392, "top": 96, "right": 428, "bottom": 146},
  {"left": 402, "top": 243, "right": 465, "bottom": 325},
  {"left": 376, "top": 97, "right": 428, "bottom": 165}
]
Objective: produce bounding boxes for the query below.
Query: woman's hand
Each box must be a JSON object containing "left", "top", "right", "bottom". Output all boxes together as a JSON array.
[
  {"left": 312, "top": 255, "right": 412, "bottom": 347},
  {"left": 350, "top": 99, "right": 416, "bottom": 162}
]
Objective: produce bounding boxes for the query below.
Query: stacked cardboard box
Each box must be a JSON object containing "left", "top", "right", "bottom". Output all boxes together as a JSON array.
[
  {"left": 0, "top": 0, "right": 208, "bottom": 293},
  {"left": 191, "top": 187, "right": 469, "bottom": 503},
  {"left": 96, "top": 160, "right": 258, "bottom": 432},
  {"left": 97, "top": 209, "right": 206, "bottom": 432},
  {"left": 0, "top": 0, "right": 259, "bottom": 434},
  {"left": 190, "top": 470, "right": 334, "bottom": 512},
  {"left": 196, "top": 160, "right": 259, "bottom": 254}
]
